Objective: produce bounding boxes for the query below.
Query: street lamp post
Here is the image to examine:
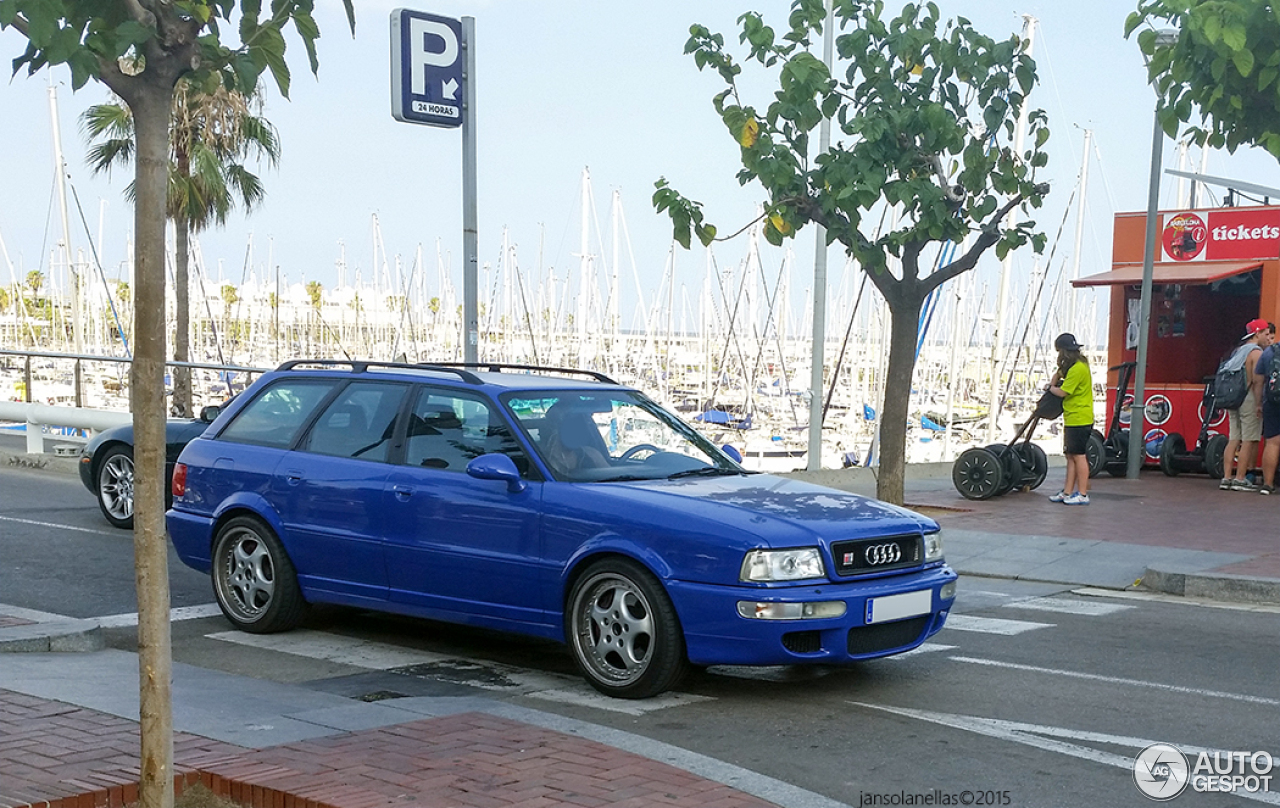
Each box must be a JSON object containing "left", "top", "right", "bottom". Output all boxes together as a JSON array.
[{"left": 1127, "top": 29, "right": 1179, "bottom": 480}]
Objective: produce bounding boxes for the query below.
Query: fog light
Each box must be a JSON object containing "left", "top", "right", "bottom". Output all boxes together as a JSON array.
[
  {"left": 737, "top": 601, "right": 847, "bottom": 620},
  {"left": 940, "top": 581, "right": 957, "bottom": 600}
]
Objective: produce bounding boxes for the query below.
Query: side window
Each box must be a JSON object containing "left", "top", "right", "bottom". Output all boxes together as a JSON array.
[
  {"left": 404, "top": 389, "right": 530, "bottom": 475},
  {"left": 217, "top": 380, "right": 335, "bottom": 449},
  {"left": 303, "top": 382, "right": 408, "bottom": 462}
]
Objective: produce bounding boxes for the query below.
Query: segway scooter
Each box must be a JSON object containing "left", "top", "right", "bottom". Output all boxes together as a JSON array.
[
  {"left": 1087, "top": 361, "right": 1138, "bottom": 478},
  {"left": 952, "top": 389, "right": 1058, "bottom": 500},
  {"left": 1158, "top": 373, "right": 1229, "bottom": 479}
]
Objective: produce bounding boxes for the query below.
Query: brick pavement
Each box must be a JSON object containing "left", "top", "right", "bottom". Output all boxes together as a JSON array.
[
  {"left": 0, "top": 688, "right": 780, "bottom": 808},
  {"left": 904, "top": 471, "right": 1280, "bottom": 581}
]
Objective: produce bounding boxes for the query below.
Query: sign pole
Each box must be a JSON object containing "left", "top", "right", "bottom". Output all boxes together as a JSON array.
[{"left": 461, "top": 16, "right": 478, "bottom": 364}]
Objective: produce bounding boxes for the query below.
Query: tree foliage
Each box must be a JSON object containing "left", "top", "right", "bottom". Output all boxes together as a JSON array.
[
  {"left": 1127, "top": 0, "right": 1280, "bottom": 158},
  {"left": 655, "top": 0, "right": 1051, "bottom": 503}
]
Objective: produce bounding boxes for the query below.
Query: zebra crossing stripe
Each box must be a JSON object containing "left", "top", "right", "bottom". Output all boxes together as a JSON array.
[
  {"left": 942, "top": 614, "right": 1053, "bottom": 635},
  {"left": 1001, "top": 597, "right": 1134, "bottom": 616}
]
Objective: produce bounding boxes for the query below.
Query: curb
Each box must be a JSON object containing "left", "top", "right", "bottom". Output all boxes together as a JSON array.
[
  {"left": 1141, "top": 566, "right": 1280, "bottom": 605},
  {"left": 0, "top": 619, "right": 105, "bottom": 653},
  {"left": 0, "top": 448, "right": 81, "bottom": 476}
]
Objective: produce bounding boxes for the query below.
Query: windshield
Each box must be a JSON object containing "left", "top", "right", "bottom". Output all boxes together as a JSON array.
[{"left": 502, "top": 389, "right": 743, "bottom": 482}]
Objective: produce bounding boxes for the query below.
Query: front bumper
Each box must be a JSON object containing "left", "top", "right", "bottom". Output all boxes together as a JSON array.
[{"left": 669, "top": 564, "right": 957, "bottom": 666}]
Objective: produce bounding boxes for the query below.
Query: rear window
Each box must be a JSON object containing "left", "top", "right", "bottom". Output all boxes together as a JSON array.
[{"left": 217, "top": 380, "right": 336, "bottom": 449}]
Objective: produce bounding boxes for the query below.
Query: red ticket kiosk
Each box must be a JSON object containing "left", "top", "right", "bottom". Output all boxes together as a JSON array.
[{"left": 1073, "top": 205, "right": 1280, "bottom": 472}]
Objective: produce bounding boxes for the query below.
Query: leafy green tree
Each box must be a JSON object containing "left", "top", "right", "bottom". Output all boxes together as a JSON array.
[
  {"left": 1128, "top": 0, "right": 1280, "bottom": 157},
  {"left": 0, "top": 285, "right": 8, "bottom": 313},
  {"left": 655, "top": 0, "right": 1050, "bottom": 503},
  {"left": 306, "top": 279, "right": 322, "bottom": 347},
  {"left": 82, "top": 81, "right": 280, "bottom": 416},
  {"left": 0, "top": 4, "right": 353, "bottom": 804}
]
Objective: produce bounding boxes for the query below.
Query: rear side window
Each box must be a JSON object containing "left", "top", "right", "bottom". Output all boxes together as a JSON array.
[
  {"left": 217, "top": 380, "right": 335, "bottom": 449},
  {"left": 303, "top": 382, "right": 408, "bottom": 462}
]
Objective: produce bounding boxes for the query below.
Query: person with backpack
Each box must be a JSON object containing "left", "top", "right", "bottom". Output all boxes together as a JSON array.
[
  {"left": 1219, "top": 319, "right": 1272, "bottom": 491},
  {"left": 1253, "top": 324, "right": 1280, "bottom": 494},
  {"left": 1047, "top": 333, "right": 1094, "bottom": 505}
]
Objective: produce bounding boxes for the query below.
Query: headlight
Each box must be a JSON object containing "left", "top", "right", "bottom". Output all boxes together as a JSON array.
[
  {"left": 740, "top": 548, "right": 826, "bottom": 582},
  {"left": 924, "top": 530, "right": 944, "bottom": 561}
]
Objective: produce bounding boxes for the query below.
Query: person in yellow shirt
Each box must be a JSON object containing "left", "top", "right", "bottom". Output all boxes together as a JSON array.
[{"left": 1047, "top": 333, "right": 1095, "bottom": 505}]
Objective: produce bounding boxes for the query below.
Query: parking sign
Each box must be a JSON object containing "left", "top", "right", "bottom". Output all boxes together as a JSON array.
[{"left": 391, "top": 9, "right": 464, "bottom": 128}]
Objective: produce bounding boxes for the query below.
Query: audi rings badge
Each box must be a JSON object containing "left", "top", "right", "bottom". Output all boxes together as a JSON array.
[{"left": 864, "top": 543, "right": 902, "bottom": 566}]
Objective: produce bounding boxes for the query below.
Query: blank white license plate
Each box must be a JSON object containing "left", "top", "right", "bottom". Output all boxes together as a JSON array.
[{"left": 865, "top": 589, "right": 933, "bottom": 625}]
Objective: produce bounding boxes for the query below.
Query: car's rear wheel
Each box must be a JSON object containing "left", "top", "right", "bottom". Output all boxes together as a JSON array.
[
  {"left": 211, "top": 515, "right": 307, "bottom": 633},
  {"left": 567, "top": 558, "right": 687, "bottom": 699},
  {"left": 96, "top": 445, "right": 134, "bottom": 529}
]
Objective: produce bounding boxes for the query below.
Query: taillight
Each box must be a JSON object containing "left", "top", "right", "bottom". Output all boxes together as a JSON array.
[{"left": 172, "top": 463, "right": 187, "bottom": 497}]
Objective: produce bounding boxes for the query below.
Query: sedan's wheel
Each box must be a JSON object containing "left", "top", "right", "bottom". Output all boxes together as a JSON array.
[
  {"left": 96, "top": 445, "right": 135, "bottom": 530},
  {"left": 211, "top": 515, "right": 307, "bottom": 633},
  {"left": 567, "top": 558, "right": 687, "bottom": 699}
]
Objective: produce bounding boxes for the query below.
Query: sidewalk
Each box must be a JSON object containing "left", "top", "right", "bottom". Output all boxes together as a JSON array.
[{"left": 2, "top": 454, "right": 1278, "bottom": 808}]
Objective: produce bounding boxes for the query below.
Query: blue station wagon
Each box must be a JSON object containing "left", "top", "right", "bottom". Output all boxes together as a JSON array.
[{"left": 167, "top": 360, "right": 957, "bottom": 698}]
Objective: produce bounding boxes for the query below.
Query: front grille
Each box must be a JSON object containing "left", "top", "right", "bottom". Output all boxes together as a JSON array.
[
  {"left": 781, "top": 630, "right": 822, "bottom": 654},
  {"left": 831, "top": 535, "right": 922, "bottom": 576},
  {"left": 847, "top": 615, "right": 929, "bottom": 655}
]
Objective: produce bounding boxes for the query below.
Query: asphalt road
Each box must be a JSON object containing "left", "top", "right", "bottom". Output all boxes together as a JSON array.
[{"left": 2, "top": 465, "right": 1277, "bottom": 808}]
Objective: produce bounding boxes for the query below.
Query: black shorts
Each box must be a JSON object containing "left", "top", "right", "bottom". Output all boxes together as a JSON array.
[
  {"left": 1265, "top": 400, "right": 1280, "bottom": 440},
  {"left": 1064, "top": 425, "right": 1091, "bottom": 456}
]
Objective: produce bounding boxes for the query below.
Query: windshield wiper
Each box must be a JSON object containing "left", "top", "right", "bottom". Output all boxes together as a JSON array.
[
  {"left": 666, "top": 466, "right": 741, "bottom": 480},
  {"left": 596, "top": 473, "right": 655, "bottom": 482}
]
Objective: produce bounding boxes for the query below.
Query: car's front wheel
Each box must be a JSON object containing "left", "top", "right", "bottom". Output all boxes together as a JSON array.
[
  {"left": 566, "top": 558, "right": 687, "bottom": 699},
  {"left": 211, "top": 515, "right": 307, "bottom": 633},
  {"left": 96, "top": 445, "right": 134, "bottom": 529}
]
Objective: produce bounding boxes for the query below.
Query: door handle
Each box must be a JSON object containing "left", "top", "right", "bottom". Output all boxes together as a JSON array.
[
  {"left": 392, "top": 484, "right": 413, "bottom": 500},
  {"left": 285, "top": 470, "right": 303, "bottom": 485}
]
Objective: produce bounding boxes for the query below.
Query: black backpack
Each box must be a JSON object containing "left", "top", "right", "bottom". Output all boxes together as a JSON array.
[
  {"left": 1214, "top": 353, "right": 1249, "bottom": 411},
  {"left": 1265, "top": 349, "right": 1280, "bottom": 405}
]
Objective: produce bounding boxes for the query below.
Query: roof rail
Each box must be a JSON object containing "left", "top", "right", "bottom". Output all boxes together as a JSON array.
[
  {"left": 424, "top": 362, "right": 619, "bottom": 385},
  {"left": 275, "top": 359, "right": 482, "bottom": 384}
]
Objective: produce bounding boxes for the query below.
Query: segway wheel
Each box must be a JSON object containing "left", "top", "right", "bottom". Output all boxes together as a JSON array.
[
  {"left": 1203, "top": 433, "right": 1228, "bottom": 480},
  {"left": 986, "top": 444, "right": 1022, "bottom": 496},
  {"left": 953, "top": 447, "right": 1003, "bottom": 500},
  {"left": 1085, "top": 430, "right": 1107, "bottom": 478},
  {"left": 1159, "top": 432, "right": 1186, "bottom": 477},
  {"left": 1017, "top": 443, "right": 1050, "bottom": 490}
]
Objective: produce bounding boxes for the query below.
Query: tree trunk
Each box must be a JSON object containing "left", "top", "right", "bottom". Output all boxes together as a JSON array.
[
  {"left": 173, "top": 215, "right": 191, "bottom": 417},
  {"left": 875, "top": 288, "right": 925, "bottom": 506},
  {"left": 129, "top": 88, "right": 175, "bottom": 808}
]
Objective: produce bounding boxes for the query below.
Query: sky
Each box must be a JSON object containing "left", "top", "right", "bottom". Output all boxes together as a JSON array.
[{"left": 3, "top": 0, "right": 1280, "bottom": 349}]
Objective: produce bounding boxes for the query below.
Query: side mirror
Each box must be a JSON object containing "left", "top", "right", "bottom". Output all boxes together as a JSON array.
[
  {"left": 721, "top": 444, "right": 743, "bottom": 464},
  {"left": 199, "top": 405, "right": 221, "bottom": 423},
  {"left": 466, "top": 453, "right": 527, "bottom": 493}
]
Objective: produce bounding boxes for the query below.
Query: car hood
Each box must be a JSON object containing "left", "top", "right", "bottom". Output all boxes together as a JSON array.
[{"left": 597, "top": 472, "right": 936, "bottom": 546}]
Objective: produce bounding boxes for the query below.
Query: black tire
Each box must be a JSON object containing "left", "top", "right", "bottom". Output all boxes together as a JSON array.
[
  {"left": 1017, "top": 443, "right": 1050, "bottom": 490},
  {"left": 986, "top": 444, "right": 1020, "bottom": 496},
  {"left": 211, "top": 515, "right": 308, "bottom": 633},
  {"left": 953, "top": 447, "right": 1003, "bottom": 500},
  {"left": 566, "top": 557, "right": 687, "bottom": 699},
  {"left": 1203, "top": 433, "right": 1229, "bottom": 480},
  {"left": 1159, "top": 433, "right": 1186, "bottom": 477},
  {"left": 1086, "top": 430, "right": 1107, "bottom": 478},
  {"left": 95, "top": 445, "right": 135, "bottom": 530}
]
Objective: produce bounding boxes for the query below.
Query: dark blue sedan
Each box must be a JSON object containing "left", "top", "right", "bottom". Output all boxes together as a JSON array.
[{"left": 167, "top": 360, "right": 956, "bottom": 698}]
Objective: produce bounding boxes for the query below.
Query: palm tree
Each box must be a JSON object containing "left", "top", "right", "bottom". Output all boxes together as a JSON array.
[
  {"left": 306, "top": 280, "right": 323, "bottom": 351},
  {"left": 26, "top": 270, "right": 43, "bottom": 301},
  {"left": 82, "top": 81, "right": 279, "bottom": 415}
]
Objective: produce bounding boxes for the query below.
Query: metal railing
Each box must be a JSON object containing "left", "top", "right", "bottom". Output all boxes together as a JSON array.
[{"left": 0, "top": 349, "right": 271, "bottom": 454}]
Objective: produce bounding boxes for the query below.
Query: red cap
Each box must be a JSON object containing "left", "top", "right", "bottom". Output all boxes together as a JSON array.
[{"left": 1244, "top": 318, "right": 1269, "bottom": 340}]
